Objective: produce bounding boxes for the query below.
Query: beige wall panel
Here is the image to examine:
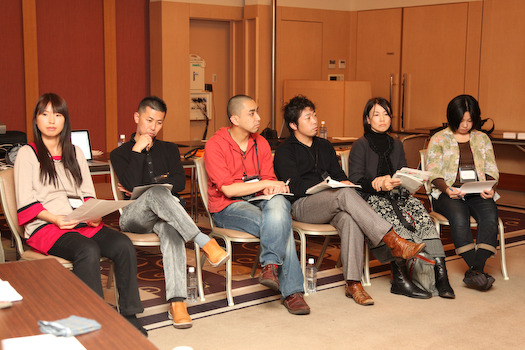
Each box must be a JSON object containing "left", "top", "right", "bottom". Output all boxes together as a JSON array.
[
  {"left": 231, "top": 20, "right": 245, "bottom": 96},
  {"left": 463, "top": 1, "right": 482, "bottom": 97},
  {"left": 344, "top": 81, "right": 372, "bottom": 138},
  {"left": 479, "top": 0, "right": 525, "bottom": 132},
  {"left": 190, "top": 19, "right": 230, "bottom": 140},
  {"left": 355, "top": 8, "right": 402, "bottom": 127},
  {"left": 401, "top": 3, "right": 468, "bottom": 131},
  {"left": 283, "top": 80, "right": 345, "bottom": 138}
]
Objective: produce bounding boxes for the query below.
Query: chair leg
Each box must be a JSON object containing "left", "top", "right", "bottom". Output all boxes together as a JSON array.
[
  {"left": 194, "top": 242, "right": 206, "bottom": 302},
  {"left": 110, "top": 262, "right": 120, "bottom": 313},
  {"left": 107, "top": 262, "right": 114, "bottom": 289},
  {"left": 316, "top": 236, "right": 331, "bottom": 269},
  {"left": 498, "top": 218, "right": 509, "bottom": 280},
  {"left": 295, "top": 231, "right": 307, "bottom": 296},
  {"left": 250, "top": 245, "right": 261, "bottom": 278},
  {"left": 362, "top": 242, "right": 371, "bottom": 286},
  {"left": 224, "top": 237, "right": 234, "bottom": 306}
]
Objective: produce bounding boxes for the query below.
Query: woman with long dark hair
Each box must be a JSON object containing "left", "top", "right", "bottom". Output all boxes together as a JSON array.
[
  {"left": 14, "top": 93, "right": 146, "bottom": 335},
  {"left": 348, "top": 97, "right": 454, "bottom": 299}
]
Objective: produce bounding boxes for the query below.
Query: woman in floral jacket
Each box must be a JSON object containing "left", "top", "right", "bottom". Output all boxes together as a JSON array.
[{"left": 426, "top": 94, "right": 499, "bottom": 291}]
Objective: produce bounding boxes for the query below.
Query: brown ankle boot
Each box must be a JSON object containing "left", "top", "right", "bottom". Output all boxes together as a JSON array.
[
  {"left": 345, "top": 281, "right": 374, "bottom": 306},
  {"left": 168, "top": 302, "right": 192, "bottom": 329},
  {"left": 382, "top": 230, "right": 426, "bottom": 260},
  {"left": 202, "top": 239, "right": 230, "bottom": 267}
]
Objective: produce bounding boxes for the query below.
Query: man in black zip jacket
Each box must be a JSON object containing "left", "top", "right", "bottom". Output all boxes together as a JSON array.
[{"left": 273, "top": 95, "right": 426, "bottom": 306}]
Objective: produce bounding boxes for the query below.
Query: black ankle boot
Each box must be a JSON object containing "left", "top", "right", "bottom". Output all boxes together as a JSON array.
[
  {"left": 434, "top": 257, "right": 455, "bottom": 299},
  {"left": 390, "top": 259, "right": 432, "bottom": 299}
]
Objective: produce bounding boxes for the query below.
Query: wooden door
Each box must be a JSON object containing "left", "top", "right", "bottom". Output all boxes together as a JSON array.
[
  {"left": 479, "top": 0, "right": 525, "bottom": 131},
  {"left": 356, "top": 8, "right": 402, "bottom": 128},
  {"left": 400, "top": 3, "right": 469, "bottom": 131}
]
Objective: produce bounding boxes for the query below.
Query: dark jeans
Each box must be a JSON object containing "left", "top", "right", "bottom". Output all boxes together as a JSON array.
[
  {"left": 433, "top": 193, "right": 498, "bottom": 252},
  {"left": 48, "top": 227, "right": 143, "bottom": 316}
]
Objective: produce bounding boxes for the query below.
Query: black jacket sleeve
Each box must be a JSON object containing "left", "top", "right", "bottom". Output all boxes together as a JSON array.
[{"left": 348, "top": 138, "right": 376, "bottom": 194}]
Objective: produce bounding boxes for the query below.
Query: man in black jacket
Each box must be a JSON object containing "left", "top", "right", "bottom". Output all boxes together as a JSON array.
[
  {"left": 111, "top": 96, "right": 228, "bottom": 329},
  {"left": 273, "top": 95, "right": 425, "bottom": 306}
]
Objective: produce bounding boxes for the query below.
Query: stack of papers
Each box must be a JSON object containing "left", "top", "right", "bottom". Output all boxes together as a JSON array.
[
  {"left": 392, "top": 167, "right": 431, "bottom": 194},
  {"left": 0, "top": 278, "right": 23, "bottom": 303},
  {"left": 306, "top": 177, "right": 361, "bottom": 195}
]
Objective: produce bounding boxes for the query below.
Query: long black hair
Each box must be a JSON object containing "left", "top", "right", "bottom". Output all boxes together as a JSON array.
[
  {"left": 446, "top": 94, "right": 481, "bottom": 132},
  {"left": 32, "top": 93, "right": 82, "bottom": 187}
]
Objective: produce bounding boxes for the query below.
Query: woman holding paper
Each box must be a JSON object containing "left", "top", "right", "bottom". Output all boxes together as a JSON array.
[
  {"left": 14, "top": 93, "right": 146, "bottom": 335},
  {"left": 349, "top": 97, "right": 454, "bottom": 299},
  {"left": 426, "top": 94, "right": 499, "bottom": 291}
]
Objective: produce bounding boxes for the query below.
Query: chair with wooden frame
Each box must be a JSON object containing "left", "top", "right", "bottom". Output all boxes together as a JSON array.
[
  {"left": 419, "top": 149, "right": 509, "bottom": 280},
  {"left": 108, "top": 160, "right": 206, "bottom": 301},
  {"left": 194, "top": 157, "right": 261, "bottom": 306},
  {"left": 0, "top": 168, "right": 120, "bottom": 308}
]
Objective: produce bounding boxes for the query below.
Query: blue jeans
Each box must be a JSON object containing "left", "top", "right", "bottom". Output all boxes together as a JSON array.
[
  {"left": 433, "top": 193, "right": 498, "bottom": 253},
  {"left": 212, "top": 195, "right": 304, "bottom": 297}
]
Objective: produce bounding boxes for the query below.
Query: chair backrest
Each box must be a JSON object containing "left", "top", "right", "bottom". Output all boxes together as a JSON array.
[
  {"left": 419, "top": 149, "right": 436, "bottom": 211},
  {"left": 0, "top": 168, "right": 27, "bottom": 256},
  {"left": 108, "top": 160, "right": 125, "bottom": 201},
  {"left": 338, "top": 149, "right": 351, "bottom": 177},
  {"left": 402, "top": 134, "right": 429, "bottom": 169},
  {"left": 194, "top": 157, "right": 215, "bottom": 229}
]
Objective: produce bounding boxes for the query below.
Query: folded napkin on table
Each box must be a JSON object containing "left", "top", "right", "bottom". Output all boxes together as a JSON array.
[{"left": 38, "top": 315, "right": 101, "bottom": 337}]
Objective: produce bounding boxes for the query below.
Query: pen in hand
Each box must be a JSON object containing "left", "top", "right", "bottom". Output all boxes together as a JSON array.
[{"left": 285, "top": 179, "right": 290, "bottom": 186}]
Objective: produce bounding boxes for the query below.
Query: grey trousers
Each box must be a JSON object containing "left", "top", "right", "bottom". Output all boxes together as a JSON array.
[
  {"left": 120, "top": 186, "right": 201, "bottom": 300},
  {"left": 292, "top": 188, "right": 391, "bottom": 281}
]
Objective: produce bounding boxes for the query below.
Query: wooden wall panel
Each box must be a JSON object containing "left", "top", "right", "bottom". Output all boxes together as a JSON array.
[
  {"left": 0, "top": 0, "right": 26, "bottom": 133},
  {"left": 115, "top": 0, "right": 150, "bottom": 144},
  {"left": 479, "top": 0, "right": 525, "bottom": 132},
  {"left": 36, "top": 0, "right": 106, "bottom": 151}
]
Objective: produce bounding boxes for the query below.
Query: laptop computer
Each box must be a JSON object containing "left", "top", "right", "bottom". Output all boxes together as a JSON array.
[{"left": 70, "top": 130, "right": 107, "bottom": 166}]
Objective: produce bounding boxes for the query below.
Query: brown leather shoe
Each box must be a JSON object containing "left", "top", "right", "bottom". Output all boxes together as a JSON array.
[
  {"left": 202, "top": 239, "right": 230, "bottom": 267},
  {"left": 282, "top": 293, "right": 310, "bottom": 315},
  {"left": 382, "top": 229, "right": 426, "bottom": 260},
  {"left": 345, "top": 281, "right": 374, "bottom": 306},
  {"left": 259, "top": 264, "right": 279, "bottom": 291},
  {"left": 168, "top": 302, "right": 192, "bottom": 329}
]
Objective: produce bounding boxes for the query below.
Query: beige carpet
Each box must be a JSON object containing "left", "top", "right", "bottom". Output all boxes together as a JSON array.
[{"left": 148, "top": 235, "right": 525, "bottom": 350}]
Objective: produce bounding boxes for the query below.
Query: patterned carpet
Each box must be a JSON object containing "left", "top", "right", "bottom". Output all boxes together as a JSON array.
[
  {"left": 2, "top": 207, "right": 524, "bottom": 330},
  {"left": 97, "top": 207, "right": 525, "bottom": 329}
]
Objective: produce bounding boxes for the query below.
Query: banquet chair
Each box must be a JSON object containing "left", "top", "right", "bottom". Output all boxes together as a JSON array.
[
  {"left": 401, "top": 134, "right": 429, "bottom": 169},
  {"left": 109, "top": 160, "right": 205, "bottom": 301},
  {"left": 419, "top": 149, "right": 508, "bottom": 280},
  {"left": 0, "top": 168, "right": 121, "bottom": 309},
  {"left": 194, "top": 157, "right": 261, "bottom": 306}
]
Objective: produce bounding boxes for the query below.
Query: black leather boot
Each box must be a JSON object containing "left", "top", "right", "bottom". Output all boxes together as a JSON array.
[
  {"left": 390, "top": 259, "right": 432, "bottom": 299},
  {"left": 434, "top": 257, "right": 455, "bottom": 299}
]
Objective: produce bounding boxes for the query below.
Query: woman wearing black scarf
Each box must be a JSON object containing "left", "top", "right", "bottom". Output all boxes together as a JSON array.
[{"left": 348, "top": 97, "right": 454, "bottom": 299}]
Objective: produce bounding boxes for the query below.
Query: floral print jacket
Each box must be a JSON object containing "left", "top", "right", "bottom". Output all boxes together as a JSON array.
[{"left": 426, "top": 127, "right": 499, "bottom": 199}]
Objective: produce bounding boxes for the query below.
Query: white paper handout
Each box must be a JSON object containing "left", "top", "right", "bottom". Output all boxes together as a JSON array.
[
  {"left": 64, "top": 199, "right": 133, "bottom": 222},
  {"left": 458, "top": 180, "right": 497, "bottom": 194},
  {"left": 130, "top": 183, "right": 173, "bottom": 200},
  {"left": 392, "top": 167, "right": 431, "bottom": 194},
  {"left": 0, "top": 279, "right": 23, "bottom": 302},
  {"left": 1, "top": 334, "right": 86, "bottom": 350},
  {"left": 305, "top": 177, "right": 361, "bottom": 195}
]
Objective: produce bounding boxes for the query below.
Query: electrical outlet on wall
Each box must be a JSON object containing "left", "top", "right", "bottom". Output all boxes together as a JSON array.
[
  {"left": 328, "top": 59, "right": 336, "bottom": 69},
  {"left": 212, "top": 74, "right": 217, "bottom": 82},
  {"left": 339, "top": 59, "right": 346, "bottom": 69}
]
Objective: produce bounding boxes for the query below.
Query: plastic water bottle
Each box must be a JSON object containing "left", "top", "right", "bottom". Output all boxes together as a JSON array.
[
  {"left": 117, "top": 134, "right": 126, "bottom": 147},
  {"left": 187, "top": 267, "right": 197, "bottom": 303},
  {"left": 319, "top": 121, "right": 327, "bottom": 139},
  {"left": 306, "top": 258, "right": 317, "bottom": 293}
]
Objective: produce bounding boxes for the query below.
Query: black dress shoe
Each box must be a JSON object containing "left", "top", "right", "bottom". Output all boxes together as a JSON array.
[
  {"left": 463, "top": 268, "right": 490, "bottom": 291},
  {"left": 483, "top": 272, "right": 495, "bottom": 290},
  {"left": 434, "top": 257, "right": 455, "bottom": 299},
  {"left": 125, "top": 315, "right": 148, "bottom": 337},
  {"left": 390, "top": 259, "right": 432, "bottom": 299}
]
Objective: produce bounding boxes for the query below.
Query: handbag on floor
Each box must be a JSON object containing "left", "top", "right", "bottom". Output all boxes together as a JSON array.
[{"left": 407, "top": 252, "right": 439, "bottom": 296}]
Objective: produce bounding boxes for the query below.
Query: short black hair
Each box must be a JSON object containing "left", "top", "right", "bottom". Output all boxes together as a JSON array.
[
  {"left": 362, "top": 97, "right": 393, "bottom": 134},
  {"left": 138, "top": 96, "right": 167, "bottom": 115},
  {"left": 283, "top": 95, "right": 316, "bottom": 133},
  {"left": 226, "top": 95, "right": 252, "bottom": 121},
  {"left": 446, "top": 94, "right": 481, "bottom": 132}
]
